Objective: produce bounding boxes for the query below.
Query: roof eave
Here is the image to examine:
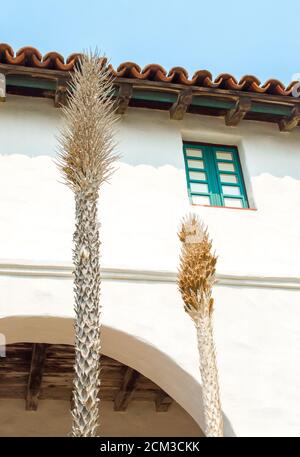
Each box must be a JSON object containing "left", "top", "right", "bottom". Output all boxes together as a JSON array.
[{"left": 0, "top": 63, "right": 299, "bottom": 132}]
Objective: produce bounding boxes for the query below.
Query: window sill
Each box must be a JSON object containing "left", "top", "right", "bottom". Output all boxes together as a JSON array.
[{"left": 191, "top": 203, "right": 257, "bottom": 211}]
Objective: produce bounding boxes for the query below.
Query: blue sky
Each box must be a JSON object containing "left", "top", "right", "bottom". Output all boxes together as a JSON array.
[{"left": 2, "top": 0, "right": 300, "bottom": 84}]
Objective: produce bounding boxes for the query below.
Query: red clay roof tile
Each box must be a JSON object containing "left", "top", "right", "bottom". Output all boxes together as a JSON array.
[{"left": 0, "top": 43, "right": 298, "bottom": 97}]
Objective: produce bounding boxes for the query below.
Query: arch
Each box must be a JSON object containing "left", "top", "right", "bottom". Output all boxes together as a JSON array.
[{"left": 0, "top": 314, "right": 235, "bottom": 436}]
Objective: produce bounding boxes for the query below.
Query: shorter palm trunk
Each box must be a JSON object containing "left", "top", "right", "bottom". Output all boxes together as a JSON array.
[
  {"left": 72, "top": 190, "right": 101, "bottom": 437},
  {"left": 195, "top": 315, "right": 223, "bottom": 437}
]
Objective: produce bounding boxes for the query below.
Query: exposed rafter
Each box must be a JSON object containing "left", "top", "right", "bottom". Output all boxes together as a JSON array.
[
  {"left": 26, "top": 343, "right": 48, "bottom": 411},
  {"left": 278, "top": 105, "right": 300, "bottom": 132},
  {"left": 0, "top": 61, "right": 299, "bottom": 131},
  {"left": 170, "top": 88, "right": 193, "bottom": 120},
  {"left": 0, "top": 72, "right": 6, "bottom": 102},
  {"left": 116, "top": 83, "right": 132, "bottom": 114},
  {"left": 1, "top": 344, "right": 177, "bottom": 412},
  {"left": 155, "top": 391, "right": 173, "bottom": 412},
  {"left": 114, "top": 367, "right": 139, "bottom": 411},
  {"left": 225, "top": 97, "right": 252, "bottom": 126}
]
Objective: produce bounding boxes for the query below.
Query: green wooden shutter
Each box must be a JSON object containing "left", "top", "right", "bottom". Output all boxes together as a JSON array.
[{"left": 183, "top": 142, "right": 249, "bottom": 208}]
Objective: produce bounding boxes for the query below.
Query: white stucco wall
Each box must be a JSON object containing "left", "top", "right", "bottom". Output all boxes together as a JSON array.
[
  {"left": 0, "top": 95, "right": 300, "bottom": 437},
  {"left": 1, "top": 95, "right": 300, "bottom": 276}
]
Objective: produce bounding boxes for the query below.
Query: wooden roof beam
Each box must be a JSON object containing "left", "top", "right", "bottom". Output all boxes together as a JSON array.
[
  {"left": 114, "top": 367, "right": 139, "bottom": 411},
  {"left": 155, "top": 391, "right": 173, "bottom": 412},
  {"left": 116, "top": 83, "right": 133, "bottom": 114},
  {"left": 279, "top": 105, "right": 300, "bottom": 132},
  {"left": 26, "top": 343, "right": 48, "bottom": 411},
  {"left": 0, "top": 72, "right": 6, "bottom": 102},
  {"left": 225, "top": 96, "right": 252, "bottom": 126},
  {"left": 170, "top": 88, "right": 193, "bottom": 120}
]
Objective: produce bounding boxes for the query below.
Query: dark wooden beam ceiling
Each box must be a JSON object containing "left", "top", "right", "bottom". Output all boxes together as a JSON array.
[
  {"left": 114, "top": 367, "right": 139, "bottom": 411},
  {"left": 26, "top": 343, "right": 48, "bottom": 411},
  {"left": 155, "top": 391, "right": 173, "bottom": 412},
  {"left": 0, "top": 343, "right": 173, "bottom": 413}
]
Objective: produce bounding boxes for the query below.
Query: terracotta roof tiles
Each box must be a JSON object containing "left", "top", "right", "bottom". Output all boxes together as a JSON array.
[{"left": 0, "top": 43, "right": 298, "bottom": 97}]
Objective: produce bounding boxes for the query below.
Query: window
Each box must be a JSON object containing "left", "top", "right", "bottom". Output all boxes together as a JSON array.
[{"left": 183, "top": 142, "right": 249, "bottom": 208}]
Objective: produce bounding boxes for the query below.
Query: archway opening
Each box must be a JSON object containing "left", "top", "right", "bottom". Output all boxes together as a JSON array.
[
  {"left": 0, "top": 314, "right": 235, "bottom": 436},
  {"left": 0, "top": 342, "right": 203, "bottom": 437}
]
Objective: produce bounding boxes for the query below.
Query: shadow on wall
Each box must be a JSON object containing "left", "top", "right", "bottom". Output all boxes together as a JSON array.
[
  {"left": 1, "top": 97, "right": 299, "bottom": 182},
  {"left": 238, "top": 136, "right": 300, "bottom": 181},
  {"left": 117, "top": 110, "right": 185, "bottom": 168},
  {"left": 0, "top": 315, "right": 236, "bottom": 437}
]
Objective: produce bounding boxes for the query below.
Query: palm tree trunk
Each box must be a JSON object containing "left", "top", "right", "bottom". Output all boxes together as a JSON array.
[
  {"left": 195, "top": 315, "right": 223, "bottom": 437},
  {"left": 72, "top": 190, "right": 101, "bottom": 437},
  {"left": 57, "top": 52, "right": 118, "bottom": 436}
]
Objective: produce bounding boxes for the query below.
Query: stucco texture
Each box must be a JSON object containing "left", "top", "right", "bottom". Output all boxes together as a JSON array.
[{"left": 0, "top": 95, "right": 300, "bottom": 436}]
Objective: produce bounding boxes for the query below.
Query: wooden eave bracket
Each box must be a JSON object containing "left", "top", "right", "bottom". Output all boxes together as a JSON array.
[
  {"left": 225, "top": 96, "right": 252, "bottom": 126},
  {"left": 54, "top": 78, "right": 68, "bottom": 108},
  {"left": 116, "top": 83, "right": 133, "bottom": 114},
  {"left": 26, "top": 343, "right": 48, "bottom": 411},
  {"left": 278, "top": 105, "right": 300, "bottom": 132},
  {"left": 0, "top": 72, "right": 6, "bottom": 102},
  {"left": 170, "top": 88, "right": 193, "bottom": 120}
]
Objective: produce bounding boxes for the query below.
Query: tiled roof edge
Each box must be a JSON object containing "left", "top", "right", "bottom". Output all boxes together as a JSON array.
[{"left": 0, "top": 43, "right": 298, "bottom": 97}]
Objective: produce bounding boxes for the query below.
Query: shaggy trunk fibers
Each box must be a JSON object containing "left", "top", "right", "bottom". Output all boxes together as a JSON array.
[
  {"left": 72, "top": 191, "right": 101, "bottom": 436},
  {"left": 57, "top": 51, "right": 118, "bottom": 436},
  {"left": 178, "top": 214, "right": 223, "bottom": 437},
  {"left": 196, "top": 315, "right": 223, "bottom": 437}
]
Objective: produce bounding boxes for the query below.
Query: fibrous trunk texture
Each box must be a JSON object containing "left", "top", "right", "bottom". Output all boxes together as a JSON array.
[
  {"left": 196, "top": 315, "right": 223, "bottom": 437},
  {"left": 178, "top": 214, "right": 223, "bottom": 437},
  {"left": 57, "top": 51, "right": 118, "bottom": 436},
  {"left": 72, "top": 190, "right": 101, "bottom": 437}
]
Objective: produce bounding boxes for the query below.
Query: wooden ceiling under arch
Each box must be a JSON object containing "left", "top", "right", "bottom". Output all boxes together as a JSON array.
[{"left": 0, "top": 343, "right": 173, "bottom": 413}]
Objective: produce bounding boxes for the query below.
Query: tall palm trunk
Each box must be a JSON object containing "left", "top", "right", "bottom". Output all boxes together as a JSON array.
[
  {"left": 72, "top": 190, "right": 101, "bottom": 436},
  {"left": 196, "top": 315, "right": 223, "bottom": 436},
  {"left": 178, "top": 214, "right": 223, "bottom": 437},
  {"left": 57, "top": 52, "right": 118, "bottom": 436}
]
